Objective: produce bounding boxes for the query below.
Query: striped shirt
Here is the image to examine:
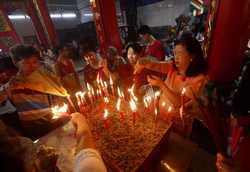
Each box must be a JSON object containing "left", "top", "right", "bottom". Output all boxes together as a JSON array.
[{"left": 5, "top": 67, "right": 68, "bottom": 122}]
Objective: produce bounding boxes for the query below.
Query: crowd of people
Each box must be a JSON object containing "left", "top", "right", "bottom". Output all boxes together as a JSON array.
[{"left": 0, "top": 24, "right": 249, "bottom": 172}]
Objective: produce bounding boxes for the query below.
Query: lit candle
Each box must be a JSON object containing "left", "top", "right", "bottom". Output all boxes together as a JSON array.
[
  {"left": 67, "top": 95, "right": 77, "bottom": 112},
  {"left": 109, "top": 76, "right": 115, "bottom": 96},
  {"left": 154, "top": 91, "right": 160, "bottom": 114},
  {"left": 117, "top": 87, "right": 125, "bottom": 100},
  {"left": 129, "top": 99, "right": 137, "bottom": 127},
  {"left": 104, "top": 81, "right": 109, "bottom": 97},
  {"left": 103, "top": 109, "right": 110, "bottom": 129},
  {"left": 168, "top": 106, "right": 172, "bottom": 113},
  {"left": 128, "top": 84, "right": 138, "bottom": 102},
  {"left": 116, "top": 98, "right": 124, "bottom": 123},
  {"left": 87, "top": 83, "right": 94, "bottom": 105},
  {"left": 180, "top": 87, "right": 186, "bottom": 120},
  {"left": 51, "top": 103, "right": 69, "bottom": 119},
  {"left": 91, "top": 87, "right": 95, "bottom": 100},
  {"left": 75, "top": 91, "right": 82, "bottom": 105},
  {"left": 144, "top": 96, "right": 151, "bottom": 113}
]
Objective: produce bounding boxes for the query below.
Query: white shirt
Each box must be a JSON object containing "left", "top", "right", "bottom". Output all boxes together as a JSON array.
[{"left": 74, "top": 148, "right": 107, "bottom": 172}]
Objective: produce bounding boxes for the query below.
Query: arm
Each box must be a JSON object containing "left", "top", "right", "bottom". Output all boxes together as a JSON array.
[
  {"left": 72, "top": 113, "right": 107, "bottom": 172},
  {"left": 71, "top": 113, "right": 95, "bottom": 152},
  {"left": 147, "top": 75, "right": 181, "bottom": 107},
  {"left": 135, "top": 58, "right": 172, "bottom": 74}
]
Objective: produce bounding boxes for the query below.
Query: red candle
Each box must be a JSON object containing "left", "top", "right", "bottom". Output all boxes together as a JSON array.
[
  {"left": 116, "top": 98, "right": 124, "bottom": 123},
  {"left": 129, "top": 99, "right": 137, "bottom": 127},
  {"left": 103, "top": 109, "right": 110, "bottom": 129},
  {"left": 109, "top": 76, "right": 115, "bottom": 96},
  {"left": 132, "top": 112, "right": 136, "bottom": 127},
  {"left": 180, "top": 87, "right": 186, "bottom": 120}
]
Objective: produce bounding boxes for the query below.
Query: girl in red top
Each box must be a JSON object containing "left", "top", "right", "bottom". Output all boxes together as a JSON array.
[
  {"left": 55, "top": 47, "right": 81, "bottom": 94},
  {"left": 135, "top": 34, "right": 208, "bottom": 134},
  {"left": 138, "top": 25, "right": 165, "bottom": 61}
]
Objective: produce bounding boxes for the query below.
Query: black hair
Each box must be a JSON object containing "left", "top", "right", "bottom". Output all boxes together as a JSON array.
[
  {"left": 79, "top": 37, "right": 97, "bottom": 55},
  {"left": 126, "top": 42, "right": 143, "bottom": 55},
  {"left": 175, "top": 34, "right": 207, "bottom": 77},
  {"left": 10, "top": 45, "right": 39, "bottom": 64},
  {"left": 137, "top": 25, "right": 152, "bottom": 35}
]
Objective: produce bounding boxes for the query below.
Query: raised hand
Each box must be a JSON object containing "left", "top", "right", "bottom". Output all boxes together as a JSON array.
[{"left": 147, "top": 75, "right": 164, "bottom": 87}]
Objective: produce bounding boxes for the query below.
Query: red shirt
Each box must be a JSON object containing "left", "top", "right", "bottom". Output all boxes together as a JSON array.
[
  {"left": 84, "top": 65, "right": 106, "bottom": 86},
  {"left": 146, "top": 40, "right": 165, "bottom": 61},
  {"left": 56, "top": 57, "right": 75, "bottom": 76}
]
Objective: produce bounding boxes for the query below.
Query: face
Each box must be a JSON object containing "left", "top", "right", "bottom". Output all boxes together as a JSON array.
[
  {"left": 140, "top": 34, "right": 150, "bottom": 43},
  {"left": 174, "top": 44, "right": 192, "bottom": 74},
  {"left": 18, "top": 56, "right": 40, "bottom": 75},
  {"left": 127, "top": 47, "right": 139, "bottom": 65}
]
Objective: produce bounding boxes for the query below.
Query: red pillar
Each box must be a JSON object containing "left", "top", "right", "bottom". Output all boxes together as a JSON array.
[
  {"left": 208, "top": 0, "right": 250, "bottom": 82},
  {"left": 24, "top": 1, "right": 49, "bottom": 46},
  {"left": 90, "top": 0, "right": 122, "bottom": 55},
  {"left": 31, "top": 0, "right": 59, "bottom": 47},
  {"left": 0, "top": 5, "right": 21, "bottom": 52}
]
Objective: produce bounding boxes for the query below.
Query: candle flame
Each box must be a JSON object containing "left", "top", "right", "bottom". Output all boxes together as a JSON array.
[
  {"left": 143, "top": 97, "right": 148, "bottom": 108},
  {"left": 168, "top": 106, "right": 172, "bottom": 112},
  {"left": 129, "top": 99, "right": 137, "bottom": 112},
  {"left": 104, "top": 81, "right": 108, "bottom": 88},
  {"left": 33, "top": 139, "right": 39, "bottom": 143},
  {"left": 109, "top": 75, "right": 113, "bottom": 85},
  {"left": 91, "top": 88, "right": 95, "bottom": 96},
  {"left": 104, "top": 97, "right": 109, "bottom": 103},
  {"left": 75, "top": 91, "right": 86, "bottom": 99},
  {"left": 128, "top": 84, "right": 138, "bottom": 102},
  {"left": 146, "top": 96, "right": 152, "bottom": 102},
  {"left": 181, "top": 87, "right": 186, "bottom": 95},
  {"left": 117, "top": 87, "right": 125, "bottom": 98},
  {"left": 116, "top": 98, "right": 121, "bottom": 111},
  {"left": 155, "top": 108, "right": 158, "bottom": 116},
  {"left": 155, "top": 91, "right": 161, "bottom": 98},
  {"left": 87, "top": 83, "right": 91, "bottom": 91},
  {"left": 100, "top": 78, "right": 104, "bottom": 87},
  {"left": 104, "top": 109, "right": 108, "bottom": 119},
  {"left": 97, "top": 89, "right": 101, "bottom": 96},
  {"left": 117, "top": 87, "right": 122, "bottom": 97},
  {"left": 161, "top": 161, "right": 175, "bottom": 172},
  {"left": 96, "top": 73, "right": 100, "bottom": 84},
  {"left": 51, "top": 103, "right": 68, "bottom": 119},
  {"left": 162, "top": 101, "right": 166, "bottom": 107}
]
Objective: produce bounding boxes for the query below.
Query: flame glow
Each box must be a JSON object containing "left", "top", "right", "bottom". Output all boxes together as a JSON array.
[
  {"left": 104, "top": 97, "right": 109, "bottom": 103},
  {"left": 87, "top": 83, "right": 91, "bottom": 91},
  {"left": 162, "top": 101, "right": 166, "bottom": 107},
  {"left": 91, "top": 88, "right": 95, "bottom": 96},
  {"left": 117, "top": 87, "right": 125, "bottom": 98},
  {"left": 116, "top": 98, "right": 121, "bottom": 111},
  {"left": 51, "top": 103, "right": 68, "bottom": 119},
  {"left": 104, "top": 81, "right": 108, "bottom": 88},
  {"left": 104, "top": 109, "right": 108, "bottom": 119},
  {"left": 129, "top": 99, "right": 137, "bottom": 112},
  {"left": 76, "top": 91, "right": 86, "bottom": 99},
  {"left": 154, "top": 108, "right": 158, "bottom": 116},
  {"left": 96, "top": 73, "right": 100, "bottom": 84},
  {"left": 144, "top": 97, "right": 148, "bottom": 108},
  {"left": 33, "top": 139, "right": 39, "bottom": 143},
  {"left": 155, "top": 91, "right": 161, "bottom": 98},
  {"left": 110, "top": 76, "right": 113, "bottom": 85},
  {"left": 100, "top": 78, "right": 104, "bottom": 88},
  {"left": 168, "top": 106, "right": 172, "bottom": 112},
  {"left": 181, "top": 87, "right": 186, "bottom": 95},
  {"left": 128, "top": 84, "right": 138, "bottom": 102}
]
